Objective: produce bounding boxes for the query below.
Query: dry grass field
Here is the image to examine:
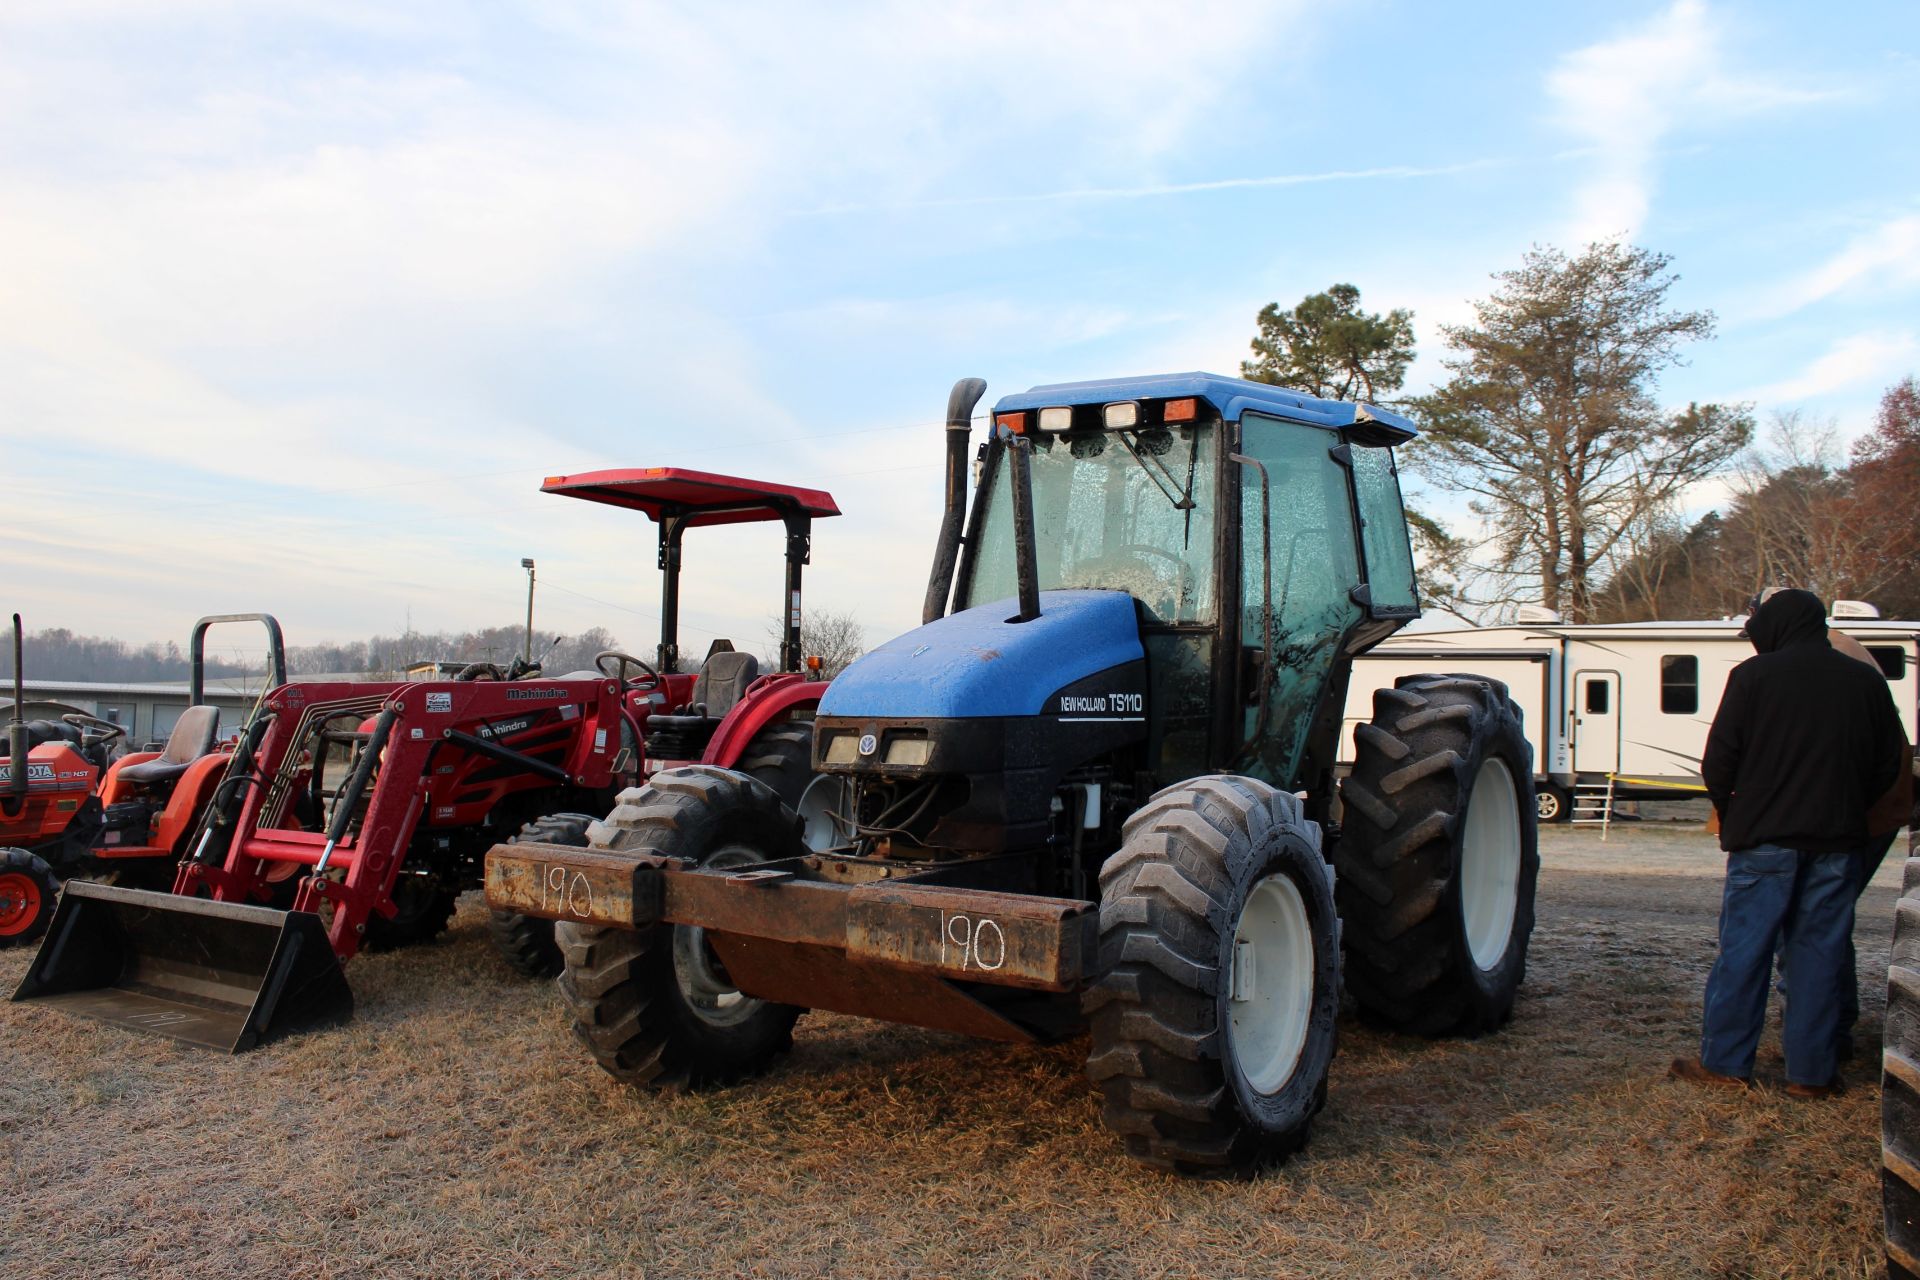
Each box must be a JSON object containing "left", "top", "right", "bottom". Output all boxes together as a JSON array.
[{"left": 0, "top": 822, "right": 1898, "bottom": 1279}]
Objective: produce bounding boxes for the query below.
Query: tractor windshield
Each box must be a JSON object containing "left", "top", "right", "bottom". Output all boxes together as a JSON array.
[{"left": 968, "top": 424, "right": 1218, "bottom": 623}]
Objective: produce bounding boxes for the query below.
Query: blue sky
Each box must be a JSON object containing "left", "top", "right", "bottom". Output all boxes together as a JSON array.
[{"left": 4, "top": 0, "right": 1917, "bottom": 664}]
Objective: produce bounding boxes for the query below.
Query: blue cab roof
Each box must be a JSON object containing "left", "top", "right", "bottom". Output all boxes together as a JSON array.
[{"left": 992, "top": 371, "right": 1417, "bottom": 442}]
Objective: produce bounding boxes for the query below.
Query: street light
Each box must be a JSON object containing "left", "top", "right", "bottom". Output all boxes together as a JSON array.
[{"left": 521, "top": 558, "right": 536, "bottom": 662}]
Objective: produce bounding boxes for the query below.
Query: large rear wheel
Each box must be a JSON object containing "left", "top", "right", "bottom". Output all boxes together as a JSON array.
[
  {"left": 488, "top": 812, "right": 595, "bottom": 978},
  {"left": 0, "top": 848, "right": 57, "bottom": 949},
  {"left": 1085, "top": 775, "right": 1341, "bottom": 1175},
  {"left": 556, "top": 767, "right": 806, "bottom": 1089},
  {"left": 1336, "top": 673, "right": 1539, "bottom": 1036},
  {"left": 734, "top": 719, "right": 844, "bottom": 851}
]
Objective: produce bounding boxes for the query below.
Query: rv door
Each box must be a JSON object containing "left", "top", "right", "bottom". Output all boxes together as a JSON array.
[{"left": 1571, "top": 670, "right": 1620, "bottom": 775}]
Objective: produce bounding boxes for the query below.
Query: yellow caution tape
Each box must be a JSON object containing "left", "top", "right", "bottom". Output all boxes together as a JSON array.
[{"left": 1606, "top": 774, "right": 1709, "bottom": 793}]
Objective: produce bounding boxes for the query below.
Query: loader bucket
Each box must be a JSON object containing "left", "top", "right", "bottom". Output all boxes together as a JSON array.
[{"left": 11, "top": 881, "right": 352, "bottom": 1053}]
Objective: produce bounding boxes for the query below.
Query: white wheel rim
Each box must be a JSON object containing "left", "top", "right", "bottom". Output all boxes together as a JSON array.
[
  {"left": 1536, "top": 790, "right": 1559, "bottom": 821},
  {"left": 1227, "top": 872, "right": 1316, "bottom": 1096},
  {"left": 1461, "top": 756, "right": 1522, "bottom": 971},
  {"left": 672, "top": 843, "right": 763, "bottom": 1025},
  {"left": 796, "top": 774, "right": 850, "bottom": 852}
]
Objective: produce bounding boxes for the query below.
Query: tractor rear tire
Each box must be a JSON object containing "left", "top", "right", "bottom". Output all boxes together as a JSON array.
[
  {"left": 488, "top": 812, "right": 595, "bottom": 978},
  {"left": 1085, "top": 775, "right": 1341, "bottom": 1175},
  {"left": 1336, "top": 673, "right": 1539, "bottom": 1036},
  {"left": 0, "top": 847, "right": 58, "bottom": 949},
  {"left": 364, "top": 871, "right": 458, "bottom": 952},
  {"left": 735, "top": 719, "right": 841, "bottom": 852},
  {"left": 556, "top": 766, "right": 806, "bottom": 1089},
  {"left": 1884, "top": 851, "right": 1920, "bottom": 1280}
]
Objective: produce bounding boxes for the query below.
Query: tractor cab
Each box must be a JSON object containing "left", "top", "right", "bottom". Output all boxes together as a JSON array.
[
  {"left": 953, "top": 373, "right": 1420, "bottom": 791},
  {"left": 541, "top": 467, "right": 841, "bottom": 762},
  {"left": 818, "top": 373, "right": 1422, "bottom": 856}
]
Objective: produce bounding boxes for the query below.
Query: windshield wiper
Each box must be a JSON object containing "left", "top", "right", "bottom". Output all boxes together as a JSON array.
[{"left": 1115, "top": 430, "right": 1197, "bottom": 512}]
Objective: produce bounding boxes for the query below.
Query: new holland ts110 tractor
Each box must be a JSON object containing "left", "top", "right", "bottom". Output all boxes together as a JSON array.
[{"left": 487, "top": 373, "right": 1539, "bottom": 1174}]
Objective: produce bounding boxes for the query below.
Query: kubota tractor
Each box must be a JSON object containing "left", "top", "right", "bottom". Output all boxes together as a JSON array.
[
  {"left": 0, "top": 613, "right": 287, "bottom": 946},
  {"left": 488, "top": 374, "right": 1540, "bottom": 1175},
  {"left": 15, "top": 468, "right": 842, "bottom": 1051}
]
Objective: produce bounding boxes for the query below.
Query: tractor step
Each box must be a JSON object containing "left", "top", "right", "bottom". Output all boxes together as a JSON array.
[
  {"left": 486, "top": 840, "right": 1098, "bottom": 992},
  {"left": 12, "top": 881, "right": 352, "bottom": 1052}
]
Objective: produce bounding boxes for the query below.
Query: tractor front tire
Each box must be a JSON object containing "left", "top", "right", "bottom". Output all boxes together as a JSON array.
[
  {"left": 488, "top": 812, "right": 595, "bottom": 978},
  {"left": 1336, "top": 673, "right": 1539, "bottom": 1036},
  {"left": 0, "top": 847, "right": 58, "bottom": 949},
  {"left": 1085, "top": 775, "right": 1341, "bottom": 1176},
  {"left": 1884, "top": 851, "right": 1920, "bottom": 1279},
  {"left": 364, "top": 870, "right": 458, "bottom": 952},
  {"left": 556, "top": 766, "right": 806, "bottom": 1089}
]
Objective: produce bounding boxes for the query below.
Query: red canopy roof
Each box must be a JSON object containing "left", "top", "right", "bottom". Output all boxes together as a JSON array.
[{"left": 541, "top": 468, "right": 841, "bottom": 527}]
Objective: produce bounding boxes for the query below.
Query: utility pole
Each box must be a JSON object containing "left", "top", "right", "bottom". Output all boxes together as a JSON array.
[{"left": 521, "top": 558, "right": 536, "bottom": 662}]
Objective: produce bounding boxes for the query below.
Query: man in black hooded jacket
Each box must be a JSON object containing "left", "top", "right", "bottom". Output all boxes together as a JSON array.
[{"left": 1671, "top": 589, "right": 1904, "bottom": 1097}]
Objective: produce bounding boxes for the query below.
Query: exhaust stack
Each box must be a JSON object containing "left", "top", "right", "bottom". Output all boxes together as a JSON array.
[
  {"left": 921, "top": 377, "right": 987, "bottom": 624},
  {"left": 5, "top": 614, "right": 26, "bottom": 816}
]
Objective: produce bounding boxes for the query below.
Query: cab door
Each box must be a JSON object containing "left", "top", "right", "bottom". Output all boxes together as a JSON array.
[{"left": 1233, "top": 412, "right": 1364, "bottom": 787}]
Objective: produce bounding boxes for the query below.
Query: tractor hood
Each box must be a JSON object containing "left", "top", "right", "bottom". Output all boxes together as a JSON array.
[{"left": 820, "top": 590, "right": 1144, "bottom": 720}]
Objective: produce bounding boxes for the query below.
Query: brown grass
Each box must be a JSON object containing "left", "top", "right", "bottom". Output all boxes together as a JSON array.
[{"left": 0, "top": 822, "right": 1895, "bottom": 1279}]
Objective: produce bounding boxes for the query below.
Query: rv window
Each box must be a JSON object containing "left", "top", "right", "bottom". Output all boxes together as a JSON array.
[
  {"left": 1661, "top": 654, "right": 1698, "bottom": 714},
  {"left": 1867, "top": 646, "right": 1907, "bottom": 680},
  {"left": 1584, "top": 679, "right": 1609, "bottom": 715}
]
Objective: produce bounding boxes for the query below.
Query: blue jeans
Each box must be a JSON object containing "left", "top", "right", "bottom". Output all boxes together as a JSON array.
[{"left": 1700, "top": 845, "right": 1855, "bottom": 1085}]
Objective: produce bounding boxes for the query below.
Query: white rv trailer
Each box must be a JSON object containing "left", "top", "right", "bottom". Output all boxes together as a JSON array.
[{"left": 1343, "top": 612, "right": 1920, "bottom": 821}]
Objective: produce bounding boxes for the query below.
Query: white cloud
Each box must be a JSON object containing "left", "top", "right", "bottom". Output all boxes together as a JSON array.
[
  {"left": 1546, "top": 1, "right": 1841, "bottom": 242},
  {"left": 1735, "top": 331, "right": 1920, "bottom": 405},
  {"left": 1761, "top": 214, "right": 1920, "bottom": 317}
]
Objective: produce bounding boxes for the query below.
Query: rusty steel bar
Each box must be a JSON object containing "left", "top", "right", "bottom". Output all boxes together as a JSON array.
[{"left": 483, "top": 841, "right": 1097, "bottom": 991}]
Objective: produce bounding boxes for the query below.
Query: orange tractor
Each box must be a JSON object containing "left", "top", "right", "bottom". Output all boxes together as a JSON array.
[
  {"left": 16, "top": 468, "right": 843, "bottom": 1050},
  {"left": 1, "top": 613, "right": 287, "bottom": 946}
]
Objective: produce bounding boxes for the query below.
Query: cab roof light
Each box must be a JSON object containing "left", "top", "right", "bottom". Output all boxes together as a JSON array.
[
  {"left": 995, "top": 411, "right": 1029, "bottom": 436},
  {"left": 1037, "top": 406, "right": 1073, "bottom": 434},
  {"left": 1162, "top": 397, "right": 1198, "bottom": 423},
  {"left": 1103, "top": 401, "right": 1140, "bottom": 429}
]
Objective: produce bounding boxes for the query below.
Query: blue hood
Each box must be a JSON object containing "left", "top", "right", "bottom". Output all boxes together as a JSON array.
[{"left": 820, "top": 590, "right": 1144, "bottom": 720}]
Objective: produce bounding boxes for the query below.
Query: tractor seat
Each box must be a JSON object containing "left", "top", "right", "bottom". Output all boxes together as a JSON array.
[
  {"left": 117, "top": 705, "right": 220, "bottom": 788},
  {"left": 643, "top": 651, "right": 761, "bottom": 759}
]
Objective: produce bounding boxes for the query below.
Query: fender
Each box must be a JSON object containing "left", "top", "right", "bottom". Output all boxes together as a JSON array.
[
  {"left": 98, "top": 752, "right": 164, "bottom": 806},
  {"left": 93, "top": 750, "right": 232, "bottom": 859},
  {"left": 703, "top": 673, "right": 827, "bottom": 769}
]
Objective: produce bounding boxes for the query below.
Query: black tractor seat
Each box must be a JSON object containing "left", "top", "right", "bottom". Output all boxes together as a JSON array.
[
  {"left": 643, "top": 651, "right": 760, "bottom": 759},
  {"left": 117, "top": 705, "right": 220, "bottom": 788}
]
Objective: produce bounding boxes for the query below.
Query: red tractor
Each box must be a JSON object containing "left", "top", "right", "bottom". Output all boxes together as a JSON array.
[
  {"left": 16, "top": 468, "right": 843, "bottom": 1051},
  {"left": 1, "top": 613, "right": 288, "bottom": 947}
]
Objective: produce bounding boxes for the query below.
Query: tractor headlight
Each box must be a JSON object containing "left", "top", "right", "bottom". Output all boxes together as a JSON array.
[
  {"left": 822, "top": 732, "right": 860, "bottom": 765},
  {"left": 1037, "top": 406, "right": 1073, "bottom": 434},
  {"left": 883, "top": 734, "right": 931, "bottom": 767}
]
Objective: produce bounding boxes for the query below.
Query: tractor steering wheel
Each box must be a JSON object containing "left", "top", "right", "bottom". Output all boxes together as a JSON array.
[
  {"left": 62, "top": 710, "right": 127, "bottom": 749},
  {"left": 595, "top": 649, "right": 661, "bottom": 689}
]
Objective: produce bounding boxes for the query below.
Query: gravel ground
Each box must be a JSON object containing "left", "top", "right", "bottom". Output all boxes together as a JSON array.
[{"left": 0, "top": 820, "right": 1900, "bottom": 1279}]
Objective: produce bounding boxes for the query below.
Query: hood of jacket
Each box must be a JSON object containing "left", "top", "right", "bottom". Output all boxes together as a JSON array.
[{"left": 1747, "top": 588, "right": 1828, "bottom": 654}]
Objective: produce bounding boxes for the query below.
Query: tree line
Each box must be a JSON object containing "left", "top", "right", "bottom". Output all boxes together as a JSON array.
[
  {"left": 6, "top": 610, "right": 875, "bottom": 684},
  {"left": 4, "top": 624, "right": 621, "bottom": 683},
  {"left": 1244, "top": 242, "right": 1918, "bottom": 623}
]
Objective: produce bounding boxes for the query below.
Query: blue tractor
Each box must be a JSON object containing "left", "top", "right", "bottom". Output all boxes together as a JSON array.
[{"left": 487, "top": 372, "right": 1539, "bottom": 1175}]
